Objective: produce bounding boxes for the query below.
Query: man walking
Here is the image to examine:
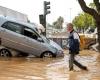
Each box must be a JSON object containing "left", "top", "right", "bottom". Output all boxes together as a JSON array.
[{"left": 67, "top": 23, "right": 88, "bottom": 71}]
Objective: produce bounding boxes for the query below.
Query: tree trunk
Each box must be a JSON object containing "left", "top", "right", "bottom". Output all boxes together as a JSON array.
[{"left": 96, "top": 20, "right": 100, "bottom": 52}]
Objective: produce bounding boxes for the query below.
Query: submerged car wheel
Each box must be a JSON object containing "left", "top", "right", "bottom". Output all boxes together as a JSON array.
[
  {"left": 40, "top": 51, "right": 56, "bottom": 58},
  {"left": 0, "top": 49, "right": 12, "bottom": 57}
]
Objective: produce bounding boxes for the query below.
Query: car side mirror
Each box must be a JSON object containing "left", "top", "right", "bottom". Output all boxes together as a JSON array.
[{"left": 37, "top": 38, "right": 44, "bottom": 42}]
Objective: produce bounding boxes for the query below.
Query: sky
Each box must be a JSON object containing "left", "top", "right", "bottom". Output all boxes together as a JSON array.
[{"left": 0, "top": 0, "right": 93, "bottom": 24}]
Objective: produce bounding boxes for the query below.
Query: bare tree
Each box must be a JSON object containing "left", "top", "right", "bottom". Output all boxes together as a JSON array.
[{"left": 78, "top": 0, "right": 100, "bottom": 51}]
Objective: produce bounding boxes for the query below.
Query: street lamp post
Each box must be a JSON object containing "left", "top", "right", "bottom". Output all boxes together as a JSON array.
[{"left": 69, "top": 8, "right": 72, "bottom": 22}]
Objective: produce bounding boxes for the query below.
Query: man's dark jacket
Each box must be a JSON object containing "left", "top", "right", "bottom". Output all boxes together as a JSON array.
[{"left": 68, "top": 30, "right": 80, "bottom": 54}]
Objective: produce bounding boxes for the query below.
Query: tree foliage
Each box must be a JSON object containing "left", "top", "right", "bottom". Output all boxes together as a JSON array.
[
  {"left": 72, "top": 12, "right": 95, "bottom": 32},
  {"left": 89, "top": 3, "right": 96, "bottom": 9},
  {"left": 52, "top": 16, "right": 64, "bottom": 29}
]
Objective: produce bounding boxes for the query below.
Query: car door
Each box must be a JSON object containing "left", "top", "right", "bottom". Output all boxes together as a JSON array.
[
  {"left": 22, "top": 27, "right": 47, "bottom": 56},
  {"left": 0, "top": 21, "right": 30, "bottom": 52}
]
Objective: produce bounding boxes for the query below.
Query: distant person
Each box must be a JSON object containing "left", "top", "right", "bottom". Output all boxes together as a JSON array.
[{"left": 67, "top": 23, "right": 88, "bottom": 71}]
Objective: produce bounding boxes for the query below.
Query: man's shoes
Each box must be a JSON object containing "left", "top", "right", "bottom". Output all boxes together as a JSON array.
[
  {"left": 82, "top": 66, "right": 88, "bottom": 71},
  {"left": 69, "top": 68, "right": 74, "bottom": 71}
]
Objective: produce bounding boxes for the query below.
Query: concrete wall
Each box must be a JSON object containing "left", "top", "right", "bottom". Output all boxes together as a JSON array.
[{"left": 50, "top": 38, "right": 68, "bottom": 49}]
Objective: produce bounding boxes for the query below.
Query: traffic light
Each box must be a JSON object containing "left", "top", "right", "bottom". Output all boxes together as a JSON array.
[
  {"left": 44, "top": 1, "right": 50, "bottom": 15},
  {"left": 39, "top": 14, "right": 46, "bottom": 27},
  {"left": 39, "top": 15, "right": 45, "bottom": 25}
]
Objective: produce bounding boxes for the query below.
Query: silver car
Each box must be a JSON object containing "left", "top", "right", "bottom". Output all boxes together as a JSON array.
[{"left": 0, "top": 16, "right": 63, "bottom": 58}]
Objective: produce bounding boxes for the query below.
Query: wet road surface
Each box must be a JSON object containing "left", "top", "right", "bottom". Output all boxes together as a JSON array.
[{"left": 0, "top": 50, "right": 100, "bottom": 80}]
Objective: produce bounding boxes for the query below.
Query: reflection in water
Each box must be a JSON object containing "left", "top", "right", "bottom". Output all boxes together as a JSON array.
[
  {"left": 69, "top": 71, "right": 77, "bottom": 80},
  {"left": 0, "top": 50, "right": 100, "bottom": 80},
  {"left": 45, "top": 50, "right": 100, "bottom": 80}
]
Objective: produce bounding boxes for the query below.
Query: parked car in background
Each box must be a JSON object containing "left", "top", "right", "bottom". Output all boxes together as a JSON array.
[{"left": 0, "top": 16, "right": 64, "bottom": 58}]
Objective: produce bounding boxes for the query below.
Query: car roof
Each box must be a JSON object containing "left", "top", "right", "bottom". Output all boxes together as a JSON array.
[{"left": 0, "top": 16, "right": 37, "bottom": 30}]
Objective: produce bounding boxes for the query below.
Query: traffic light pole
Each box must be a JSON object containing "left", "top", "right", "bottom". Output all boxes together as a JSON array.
[
  {"left": 39, "top": 14, "right": 46, "bottom": 36},
  {"left": 39, "top": 1, "right": 50, "bottom": 36},
  {"left": 43, "top": 14, "right": 46, "bottom": 36},
  {"left": 43, "top": 1, "right": 50, "bottom": 36}
]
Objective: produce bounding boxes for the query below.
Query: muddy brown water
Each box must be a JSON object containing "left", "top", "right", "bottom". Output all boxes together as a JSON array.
[{"left": 0, "top": 50, "right": 100, "bottom": 80}]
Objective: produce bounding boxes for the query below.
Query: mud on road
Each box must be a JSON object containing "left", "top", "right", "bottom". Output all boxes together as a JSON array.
[{"left": 0, "top": 50, "right": 100, "bottom": 80}]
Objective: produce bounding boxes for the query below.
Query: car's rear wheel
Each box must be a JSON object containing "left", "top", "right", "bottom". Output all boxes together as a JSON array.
[
  {"left": 40, "top": 51, "right": 56, "bottom": 58},
  {"left": 0, "top": 48, "right": 12, "bottom": 57}
]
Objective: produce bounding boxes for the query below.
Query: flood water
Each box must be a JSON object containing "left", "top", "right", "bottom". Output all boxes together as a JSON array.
[{"left": 0, "top": 50, "right": 100, "bottom": 80}]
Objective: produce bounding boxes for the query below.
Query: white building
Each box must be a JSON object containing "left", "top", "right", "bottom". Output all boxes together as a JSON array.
[{"left": 0, "top": 6, "right": 28, "bottom": 22}]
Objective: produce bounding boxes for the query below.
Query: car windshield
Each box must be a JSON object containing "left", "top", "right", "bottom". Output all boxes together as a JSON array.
[{"left": 40, "top": 35, "right": 50, "bottom": 43}]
